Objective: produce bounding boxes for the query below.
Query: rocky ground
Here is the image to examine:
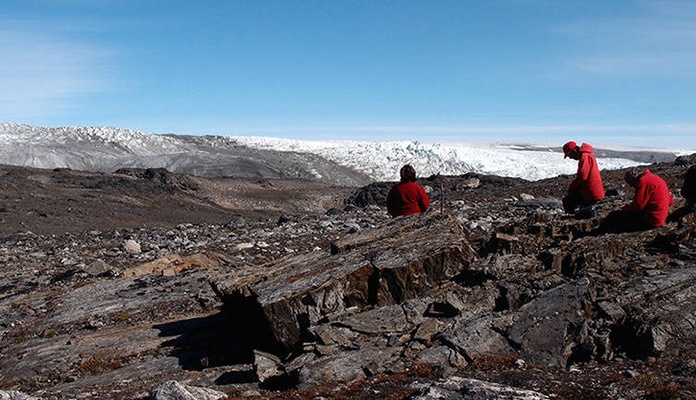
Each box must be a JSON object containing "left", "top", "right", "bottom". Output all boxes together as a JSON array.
[{"left": 0, "top": 158, "right": 695, "bottom": 400}]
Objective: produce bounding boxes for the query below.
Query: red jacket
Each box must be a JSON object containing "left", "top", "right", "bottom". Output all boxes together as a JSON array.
[
  {"left": 568, "top": 143, "right": 605, "bottom": 202},
  {"left": 386, "top": 181, "right": 430, "bottom": 217},
  {"left": 624, "top": 170, "right": 674, "bottom": 227}
]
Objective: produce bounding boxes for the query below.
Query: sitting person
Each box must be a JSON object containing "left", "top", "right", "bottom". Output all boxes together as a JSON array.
[
  {"left": 562, "top": 141, "right": 605, "bottom": 219},
  {"left": 386, "top": 164, "right": 430, "bottom": 217},
  {"left": 601, "top": 168, "right": 674, "bottom": 233}
]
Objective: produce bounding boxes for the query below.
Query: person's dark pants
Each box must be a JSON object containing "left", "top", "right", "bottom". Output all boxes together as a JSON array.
[
  {"left": 599, "top": 210, "right": 652, "bottom": 233},
  {"left": 563, "top": 193, "right": 597, "bottom": 219}
]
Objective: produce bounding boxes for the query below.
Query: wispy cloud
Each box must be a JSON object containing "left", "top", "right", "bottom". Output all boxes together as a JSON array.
[
  {"left": 553, "top": 1, "right": 696, "bottom": 79},
  {"left": 0, "top": 20, "right": 116, "bottom": 120},
  {"left": 240, "top": 123, "right": 696, "bottom": 134}
]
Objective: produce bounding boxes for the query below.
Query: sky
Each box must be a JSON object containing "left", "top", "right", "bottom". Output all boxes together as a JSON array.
[{"left": 1, "top": 0, "right": 695, "bottom": 150}]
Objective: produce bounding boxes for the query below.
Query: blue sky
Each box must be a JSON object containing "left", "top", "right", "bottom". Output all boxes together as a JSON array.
[{"left": 1, "top": 0, "right": 695, "bottom": 149}]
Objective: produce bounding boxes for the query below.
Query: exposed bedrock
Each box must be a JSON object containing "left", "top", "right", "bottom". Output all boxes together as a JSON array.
[
  {"left": 210, "top": 204, "right": 696, "bottom": 387},
  {"left": 211, "top": 214, "right": 478, "bottom": 353}
]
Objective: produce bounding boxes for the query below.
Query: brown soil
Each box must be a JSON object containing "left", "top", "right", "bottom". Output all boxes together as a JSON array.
[{"left": 0, "top": 165, "right": 353, "bottom": 237}]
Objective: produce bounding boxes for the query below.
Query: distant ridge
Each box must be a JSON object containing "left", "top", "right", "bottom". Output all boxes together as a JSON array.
[{"left": 0, "top": 123, "right": 372, "bottom": 186}]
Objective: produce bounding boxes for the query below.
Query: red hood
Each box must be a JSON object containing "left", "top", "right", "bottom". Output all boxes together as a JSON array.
[{"left": 578, "top": 143, "right": 595, "bottom": 153}]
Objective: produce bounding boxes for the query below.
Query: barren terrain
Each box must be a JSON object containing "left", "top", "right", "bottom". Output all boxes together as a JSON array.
[
  {"left": 0, "top": 166, "right": 353, "bottom": 237},
  {"left": 1, "top": 160, "right": 695, "bottom": 400}
]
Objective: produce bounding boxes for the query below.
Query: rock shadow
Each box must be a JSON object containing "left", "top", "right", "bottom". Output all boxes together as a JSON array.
[{"left": 153, "top": 307, "right": 256, "bottom": 371}]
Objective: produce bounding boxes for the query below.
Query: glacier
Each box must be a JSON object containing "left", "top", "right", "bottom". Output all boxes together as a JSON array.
[{"left": 0, "top": 123, "right": 682, "bottom": 183}]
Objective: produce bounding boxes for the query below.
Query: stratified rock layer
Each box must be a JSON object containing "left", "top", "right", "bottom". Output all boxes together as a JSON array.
[{"left": 212, "top": 214, "right": 477, "bottom": 352}]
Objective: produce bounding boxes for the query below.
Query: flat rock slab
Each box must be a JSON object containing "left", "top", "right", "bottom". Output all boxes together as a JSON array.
[
  {"left": 439, "top": 314, "right": 516, "bottom": 361},
  {"left": 615, "top": 266, "right": 696, "bottom": 356},
  {"left": 506, "top": 278, "right": 593, "bottom": 368},
  {"left": 0, "top": 268, "right": 228, "bottom": 397},
  {"left": 297, "top": 346, "right": 404, "bottom": 389},
  {"left": 213, "top": 214, "right": 477, "bottom": 352},
  {"left": 51, "top": 270, "right": 219, "bottom": 325}
]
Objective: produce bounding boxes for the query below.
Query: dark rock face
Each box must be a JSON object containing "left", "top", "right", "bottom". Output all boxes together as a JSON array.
[
  {"left": 682, "top": 165, "right": 696, "bottom": 204},
  {"left": 1, "top": 161, "right": 696, "bottom": 399},
  {"left": 674, "top": 152, "right": 696, "bottom": 166}
]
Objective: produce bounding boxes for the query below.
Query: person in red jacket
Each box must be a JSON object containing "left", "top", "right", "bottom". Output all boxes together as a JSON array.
[
  {"left": 622, "top": 168, "right": 674, "bottom": 228},
  {"left": 601, "top": 168, "right": 674, "bottom": 233},
  {"left": 562, "top": 141, "right": 605, "bottom": 218},
  {"left": 386, "top": 164, "right": 430, "bottom": 217}
]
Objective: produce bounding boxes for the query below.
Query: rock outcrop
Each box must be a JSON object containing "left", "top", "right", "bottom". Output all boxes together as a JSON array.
[
  {"left": 212, "top": 214, "right": 477, "bottom": 354},
  {"left": 208, "top": 188, "right": 696, "bottom": 392},
  {"left": 1, "top": 157, "right": 696, "bottom": 399}
]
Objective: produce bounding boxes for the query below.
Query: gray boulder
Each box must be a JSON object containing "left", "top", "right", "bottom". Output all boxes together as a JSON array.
[
  {"left": 150, "top": 381, "right": 227, "bottom": 400},
  {"left": 0, "top": 391, "right": 40, "bottom": 400},
  {"left": 410, "top": 376, "right": 550, "bottom": 399}
]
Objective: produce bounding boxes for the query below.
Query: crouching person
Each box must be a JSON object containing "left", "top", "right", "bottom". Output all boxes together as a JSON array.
[{"left": 601, "top": 168, "right": 674, "bottom": 233}]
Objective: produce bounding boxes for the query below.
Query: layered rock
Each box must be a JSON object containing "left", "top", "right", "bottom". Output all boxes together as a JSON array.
[
  {"left": 211, "top": 214, "right": 478, "bottom": 353},
  {"left": 1, "top": 158, "right": 696, "bottom": 399}
]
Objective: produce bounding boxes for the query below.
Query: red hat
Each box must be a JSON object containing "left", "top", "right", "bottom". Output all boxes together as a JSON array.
[{"left": 563, "top": 141, "right": 577, "bottom": 158}]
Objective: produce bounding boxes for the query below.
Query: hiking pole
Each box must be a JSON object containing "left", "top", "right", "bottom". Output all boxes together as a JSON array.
[{"left": 440, "top": 180, "right": 444, "bottom": 215}]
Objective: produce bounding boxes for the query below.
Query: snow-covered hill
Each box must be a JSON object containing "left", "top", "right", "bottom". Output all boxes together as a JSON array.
[{"left": 0, "top": 123, "right": 681, "bottom": 184}]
